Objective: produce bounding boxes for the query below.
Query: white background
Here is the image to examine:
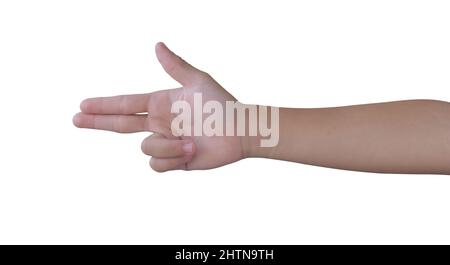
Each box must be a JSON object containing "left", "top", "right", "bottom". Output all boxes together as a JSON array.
[{"left": 0, "top": 0, "right": 449, "bottom": 244}]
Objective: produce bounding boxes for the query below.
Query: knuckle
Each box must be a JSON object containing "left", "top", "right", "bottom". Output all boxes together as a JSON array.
[
  {"left": 172, "top": 141, "right": 184, "bottom": 155},
  {"left": 166, "top": 61, "right": 179, "bottom": 75},
  {"left": 141, "top": 136, "right": 154, "bottom": 155},
  {"left": 177, "top": 56, "right": 187, "bottom": 65},
  {"left": 149, "top": 159, "right": 165, "bottom": 173},
  {"left": 140, "top": 139, "right": 148, "bottom": 154},
  {"left": 115, "top": 116, "right": 127, "bottom": 133},
  {"left": 197, "top": 71, "right": 211, "bottom": 81},
  {"left": 191, "top": 71, "right": 212, "bottom": 85},
  {"left": 118, "top": 95, "right": 129, "bottom": 114}
]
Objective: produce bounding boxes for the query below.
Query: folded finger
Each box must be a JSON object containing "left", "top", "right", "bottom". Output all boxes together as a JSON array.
[
  {"left": 149, "top": 156, "right": 193, "bottom": 172},
  {"left": 141, "top": 133, "right": 195, "bottom": 158}
]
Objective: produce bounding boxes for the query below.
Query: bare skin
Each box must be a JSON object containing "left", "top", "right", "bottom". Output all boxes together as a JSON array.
[{"left": 73, "top": 42, "right": 450, "bottom": 174}]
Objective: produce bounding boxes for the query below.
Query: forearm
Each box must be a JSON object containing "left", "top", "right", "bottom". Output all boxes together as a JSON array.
[{"left": 246, "top": 100, "right": 450, "bottom": 174}]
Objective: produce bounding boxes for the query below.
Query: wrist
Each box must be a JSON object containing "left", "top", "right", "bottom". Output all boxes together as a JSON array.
[
  {"left": 240, "top": 134, "right": 261, "bottom": 159},
  {"left": 239, "top": 104, "right": 280, "bottom": 159}
]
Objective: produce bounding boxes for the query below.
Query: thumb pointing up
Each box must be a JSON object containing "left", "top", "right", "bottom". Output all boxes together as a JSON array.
[{"left": 155, "top": 42, "right": 205, "bottom": 86}]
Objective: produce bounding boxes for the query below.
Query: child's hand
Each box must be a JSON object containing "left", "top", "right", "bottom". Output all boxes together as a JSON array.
[
  {"left": 73, "top": 43, "right": 247, "bottom": 172},
  {"left": 75, "top": 43, "right": 450, "bottom": 175}
]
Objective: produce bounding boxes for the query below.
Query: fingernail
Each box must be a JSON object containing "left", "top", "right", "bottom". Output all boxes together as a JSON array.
[{"left": 183, "top": 143, "right": 193, "bottom": 154}]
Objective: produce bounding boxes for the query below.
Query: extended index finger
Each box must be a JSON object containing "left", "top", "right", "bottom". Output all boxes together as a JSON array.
[{"left": 80, "top": 93, "right": 151, "bottom": 114}]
